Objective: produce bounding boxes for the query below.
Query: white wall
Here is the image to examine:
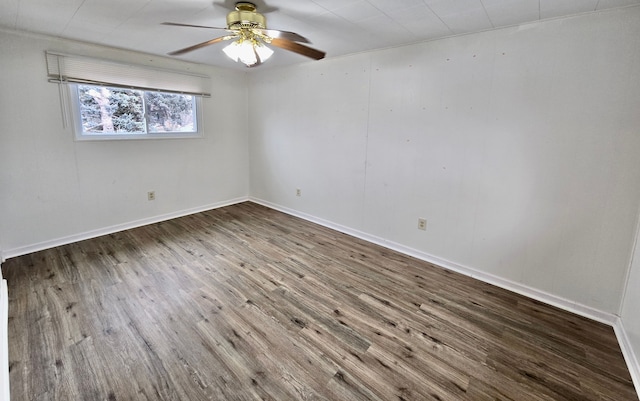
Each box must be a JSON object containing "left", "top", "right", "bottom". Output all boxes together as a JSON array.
[
  {"left": 0, "top": 29, "right": 249, "bottom": 258},
  {"left": 249, "top": 7, "right": 640, "bottom": 315}
]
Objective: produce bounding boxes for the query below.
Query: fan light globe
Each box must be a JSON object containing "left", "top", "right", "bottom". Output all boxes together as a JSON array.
[
  {"left": 254, "top": 43, "right": 274, "bottom": 62},
  {"left": 223, "top": 39, "right": 273, "bottom": 67}
]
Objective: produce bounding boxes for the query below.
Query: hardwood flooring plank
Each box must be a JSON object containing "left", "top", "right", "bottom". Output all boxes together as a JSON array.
[{"left": 3, "top": 201, "right": 637, "bottom": 401}]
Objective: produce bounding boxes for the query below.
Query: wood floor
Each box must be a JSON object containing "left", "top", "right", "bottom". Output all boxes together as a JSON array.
[{"left": 2, "top": 202, "right": 638, "bottom": 401}]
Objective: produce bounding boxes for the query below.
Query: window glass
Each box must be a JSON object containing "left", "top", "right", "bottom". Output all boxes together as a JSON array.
[
  {"left": 73, "top": 84, "right": 200, "bottom": 139},
  {"left": 144, "top": 92, "right": 196, "bottom": 133}
]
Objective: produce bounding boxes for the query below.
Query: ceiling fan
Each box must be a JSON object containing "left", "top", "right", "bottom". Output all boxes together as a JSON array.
[{"left": 163, "top": 2, "right": 326, "bottom": 67}]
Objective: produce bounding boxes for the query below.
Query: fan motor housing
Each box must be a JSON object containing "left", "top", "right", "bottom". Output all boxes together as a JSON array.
[{"left": 227, "top": 2, "right": 266, "bottom": 29}]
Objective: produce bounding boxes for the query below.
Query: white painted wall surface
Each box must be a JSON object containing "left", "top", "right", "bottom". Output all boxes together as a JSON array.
[
  {"left": 0, "top": 29, "right": 249, "bottom": 257},
  {"left": 249, "top": 7, "right": 640, "bottom": 315}
]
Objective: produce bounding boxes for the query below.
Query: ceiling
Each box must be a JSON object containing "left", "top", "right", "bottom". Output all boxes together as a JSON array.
[{"left": 1, "top": 0, "right": 639, "bottom": 71}]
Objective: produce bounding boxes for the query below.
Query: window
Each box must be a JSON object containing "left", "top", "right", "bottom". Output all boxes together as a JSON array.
[
  {"left": 72, "top": 84, "right": 200, "bottom": 139},
  {"left": 45, "top": 51, "right": 211, "bottom": 141}
]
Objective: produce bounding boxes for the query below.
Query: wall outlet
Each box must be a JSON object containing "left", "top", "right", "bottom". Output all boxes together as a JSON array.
[
  {"left": 296, "top": 188, "right": 301, "bottom": 197},
  {"left": 418, "top": 218, "right": 427, "bottom": 231},
  {"left": 148, "top": 191, "right": 156, "bottom": 201}
]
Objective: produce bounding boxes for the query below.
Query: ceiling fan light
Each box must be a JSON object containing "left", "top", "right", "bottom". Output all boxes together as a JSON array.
[
  {"left": 222, "top": 40, "right": 242, "bottom": 62},
  {"left": 237, "top": 40, "right": 258, "bottom": 66},
  {"left": 254, "top": 42, "right": 274, "bottom": 63},
  {"left": 223, "top": 40, "right": 258, "bottom": 66},
  {"left": 223, "top": 38, "right": 273, "bottom": 67}
]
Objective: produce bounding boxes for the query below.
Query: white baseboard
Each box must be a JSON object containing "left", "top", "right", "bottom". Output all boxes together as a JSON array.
[
  {"left": 1, "top": 197, "right": 249, "bottom": 261},
  {"left": 0, "top": 196, "right": 246, "bottom": 401},
  {"left": 1, "top": 196, "right": 637, "bottom": 398},
  {"left": 614, "top": 318, "right": 640, "bottom": 395},
  {"left": 251, "top": 198, "right": 640, "bottom": 393},
  {"left": 0, "top": 279, "right": 9, "bottom": 401},
  {"left": 250, "top": 197, "right": 616, "bottom": 325}
]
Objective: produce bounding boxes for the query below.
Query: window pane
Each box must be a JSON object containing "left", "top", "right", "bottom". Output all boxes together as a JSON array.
[
  {"left": 144, "top": 92, "right": 196, "bottom": 133},
  {"left": 78, "top": 85, "right": 145, "bottom": 134},
  {"left": 73, "top": 84, "right": 201, "bottom": 139}
]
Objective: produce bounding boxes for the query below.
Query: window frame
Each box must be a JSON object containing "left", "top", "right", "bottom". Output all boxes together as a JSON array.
[{"left": 68, "top": 83, "right": 204, "bottom": 141}]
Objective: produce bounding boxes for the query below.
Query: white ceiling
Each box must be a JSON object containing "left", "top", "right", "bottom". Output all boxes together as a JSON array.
[{"left": 1, "top": 0, "right": 639, "bottom": 70}]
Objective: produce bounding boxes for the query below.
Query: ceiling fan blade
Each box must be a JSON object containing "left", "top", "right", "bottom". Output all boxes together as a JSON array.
[
  {"left": 168, "top": 36, "right": 235, "bottom": 56},
  {"left": 162, "top": 22, "right": 231, "bottom": 31},
  {"left": 269, "top": 38, "right": 325, "bottom": 60},
  {"left": 254, "top": 29, "right": 310, "bottom": 43}
]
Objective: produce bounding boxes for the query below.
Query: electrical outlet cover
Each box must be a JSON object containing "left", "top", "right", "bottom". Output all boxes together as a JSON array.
[{"left": 418, "top": 218, "right": 427, "bottom": 230}]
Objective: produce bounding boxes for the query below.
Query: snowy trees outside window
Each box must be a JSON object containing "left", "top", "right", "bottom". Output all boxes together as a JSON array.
[{"left": 76, "top": 84, "right": 197, "bottom": 136}]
